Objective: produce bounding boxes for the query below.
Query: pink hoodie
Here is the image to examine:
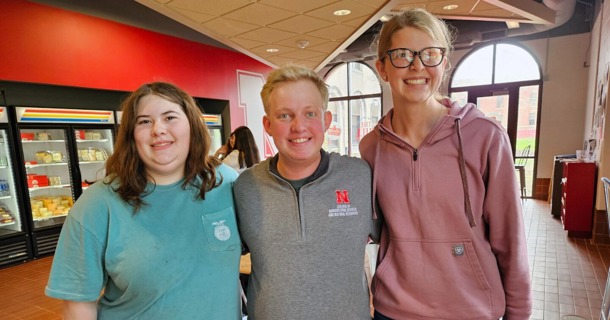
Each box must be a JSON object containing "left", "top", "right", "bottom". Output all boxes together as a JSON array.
[{"left": 359, "top": 99, "right": 531, "bottom": 320}]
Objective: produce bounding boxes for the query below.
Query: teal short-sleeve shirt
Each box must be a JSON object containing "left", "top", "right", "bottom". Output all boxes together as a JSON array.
[{"left": 46, "top": 165, "right": 241, "bottom": 320}]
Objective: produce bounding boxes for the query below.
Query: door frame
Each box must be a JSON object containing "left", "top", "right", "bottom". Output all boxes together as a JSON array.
[{"left": 449, "top": 79, "right": 542, "bottom": 198}]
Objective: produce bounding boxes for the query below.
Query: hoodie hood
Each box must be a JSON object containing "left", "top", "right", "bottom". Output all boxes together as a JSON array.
[{"left": 369, "top": 98, "right": 485, "bottom": 227}]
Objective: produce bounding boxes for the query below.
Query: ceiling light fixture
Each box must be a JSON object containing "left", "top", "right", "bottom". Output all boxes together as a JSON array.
[
  {"left": 296, "top": 40, "right": 310, "bottom": 49},
  {"left": 333, "top": 9, "right": 351, "bottom": 16},
  {"left": 506, "top": 21, "right": 520, "bottom": 29},
  {"left": 443, "top": 4, "right": 458, "bottom": 10},
  {"left": 266, "top": 48, "right": 279, "bottom": 53},
  {"left": 380, "top": 15, "right": 390, "bottom": 22}
]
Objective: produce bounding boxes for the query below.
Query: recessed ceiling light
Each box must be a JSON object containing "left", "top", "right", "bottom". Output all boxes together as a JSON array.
[
  {"left": 296, "top": 40, "right": 310, "bottom": 49},
  {"left": 266, "top": 48, "right": 279, "bottom": 53},
  {"left": 443, "top": 4, "right": 459, "bottom": 10},
  {"left": 506, "top": 21, "right": 520, "bottom": 29},
  {"left": 333, "top": 9, "right": 351, "bottom": 16},
  {"left": 380, "top": 15, "right": 391, "bottom": 22}
]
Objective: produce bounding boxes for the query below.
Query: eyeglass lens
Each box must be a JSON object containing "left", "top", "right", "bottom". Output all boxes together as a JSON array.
[{"left": 387, "top": 47, "right": 445, "bottom": 68}]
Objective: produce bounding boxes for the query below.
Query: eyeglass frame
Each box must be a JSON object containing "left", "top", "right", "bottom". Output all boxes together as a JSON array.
[{"left": 384, "top": 47, "right": 447, "bottom": 68}]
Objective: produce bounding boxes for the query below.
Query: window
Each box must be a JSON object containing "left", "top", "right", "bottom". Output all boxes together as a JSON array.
[
  {"left": 449, "top": 42, "right": 542, "bottom": 198},
  {"left": 324, "top": 62, "right": 382, "bottom": 157}
]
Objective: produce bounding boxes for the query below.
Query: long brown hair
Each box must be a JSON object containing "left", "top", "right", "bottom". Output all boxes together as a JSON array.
[
  {"left": 105, "top": 82, "right": 221, "bottom": 212},
  {"left": 230, "top": 126, "right": 260, "bottom": 169}
]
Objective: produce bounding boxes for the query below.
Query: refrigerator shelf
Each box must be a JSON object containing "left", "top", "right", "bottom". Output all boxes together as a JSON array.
[
  {"left": 76, "top": 139, "right": 110, "bottom": 143},
  {"left": 0, "top": 221, "right": 16, "bottom": 227},
  {"left": 25, "top": 162, "right": 67, "bottom": 169},
  {"left": 21, "top": 140, "right": 65, "bottom": 143},
  {"left": 33, "top": 214, "right": 67, "bottom": 222},
  {"left": 29, "top": 184, "right": 71, "bottom": 192},
  {"left": 80, "top": 161, "right": 105, "bottom": 164},
  {"left": 0, "top": 195, "right": 11, "bottom": 200}
]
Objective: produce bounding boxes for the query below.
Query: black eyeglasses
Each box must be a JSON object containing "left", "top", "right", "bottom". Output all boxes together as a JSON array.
[{"left": 385, "top": 47, "right": 446, "bottom": 68}]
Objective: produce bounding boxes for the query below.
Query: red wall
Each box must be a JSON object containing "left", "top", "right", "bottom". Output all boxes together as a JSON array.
[{"left": 0, "top": 0, "right": 272, "bottom": 126}]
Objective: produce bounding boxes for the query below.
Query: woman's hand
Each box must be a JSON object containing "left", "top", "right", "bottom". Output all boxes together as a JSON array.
[{"left": 215, "top": 145, "right": 229, "bottom": 158}]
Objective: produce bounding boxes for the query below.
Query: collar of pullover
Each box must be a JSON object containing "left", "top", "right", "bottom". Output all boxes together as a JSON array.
[
  {"left": 269, "top": 149, "right": 330, "bottom": 184},
  {"left": 371, "top": 99, "right": 480, "bottom": 227}
]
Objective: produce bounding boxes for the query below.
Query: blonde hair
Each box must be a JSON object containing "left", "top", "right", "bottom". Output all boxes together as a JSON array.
[
  {"left": 260, "top": 65, "right": 329, "bottom": 114},
  {"left": 374, "top": 8, "right": 455, "bottom": 97},
  {"left": 375, "top": 8, "right": 454, "bottom": 61}
]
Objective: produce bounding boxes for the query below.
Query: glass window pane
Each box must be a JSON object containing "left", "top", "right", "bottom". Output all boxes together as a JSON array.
[
  {"left": 349, "top": 97, "right": 381, "bottom": 157},
  {"left": 324, "top": 101, "right": 349, "bottom": 155},
  {"left": 451, "top": 45, "right": 493, "bottom": 87},
  {"left": 349, "top": 63, "right": 381, "bottom": 95},
  {"left": 495, "top": 44, "right": 540, "bottom": 83},
  {"left": 517, "top": 85, "right": 539, "bottom": 153},
  {"left": 326, "top": 64, "right": 348, "bottom": 98},
  {"left": 516, "top": 85, "right": 538, "bottom": 198},
  {"left": 451, "top": 91, "right": 468, "bottom": 106},
  {"left": 476, "top": 95, "right": 509, "bottom": 129}
]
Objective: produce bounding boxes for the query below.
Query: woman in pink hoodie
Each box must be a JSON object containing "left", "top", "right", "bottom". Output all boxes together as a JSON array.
[{"left": 359, "top": 8, "right": 532, "bottom": 320}]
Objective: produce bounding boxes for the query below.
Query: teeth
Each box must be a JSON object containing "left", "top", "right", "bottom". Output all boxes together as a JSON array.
[
  {"left": 153, "top": 142, "right": 171, "bottom": 147},
  {"left": 291, "top": 138, "right": 308, "bottom": 143},
  {"left": 406, "top": 79, "right": 426, "bottom": 85}
]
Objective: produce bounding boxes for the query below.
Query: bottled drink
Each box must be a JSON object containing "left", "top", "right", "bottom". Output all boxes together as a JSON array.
[{"left": 0, "top": 179, "right": 8, "bottom": 197}]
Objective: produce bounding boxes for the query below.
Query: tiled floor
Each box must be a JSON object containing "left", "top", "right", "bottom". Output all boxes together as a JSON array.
[
  {"left": 0, "top": 256, "right": 61, "bottom": 320},
  {"left": 1, "top": 199, "right": 610, "bottom": 319},
  {"left": 524, "top": 200, "right": 610, "bottom": 320}
]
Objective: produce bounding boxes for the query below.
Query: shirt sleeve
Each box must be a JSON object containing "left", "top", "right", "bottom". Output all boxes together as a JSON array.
[
  {"left": 45, "top": 191, "right": 108, "bottom": 302},
  {"left": 483, "top": 127, "right": 532, "bottom": 318}
]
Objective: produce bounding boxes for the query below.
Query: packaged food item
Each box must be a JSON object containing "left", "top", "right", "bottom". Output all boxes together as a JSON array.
[
  {"left": 78, "top": 148, "right": 107, "bottom": 161},
  {"left": 34, "top": 151, "right": 64, "bottom": 163},
  {"left": 36, "top": 132, "right": 50, "bottom": 140},
  {"left": 27, "top": 174, "right": 49, "bottom": 188},
  {"left": 31, "top": 195, "right": 73, "bottom": 218},
  {"left": 35, "top": 151, "right": 53, "bottom": 164},
  {"left": 20, "top": 133, "right": 35, "bottom": 141},
  {"left": 49, "top": 176, "right": 62, "bottom": 186},
  {"left": 51, "top": 151, "right": 63, "bottom": 162},
  {"left": 75, "top": 130, "right": 85, "bottom": 140}
]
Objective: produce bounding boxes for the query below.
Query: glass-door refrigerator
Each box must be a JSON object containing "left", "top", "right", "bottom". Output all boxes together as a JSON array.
[
  {"left": 203, "top": 114, "right": 224, "bottom": 155},
  {"left": 0, "top": 106, "right": 32, "bottom": 267},
  {"left": 14, "top": 107, "right": 115, "bottom": 257}
]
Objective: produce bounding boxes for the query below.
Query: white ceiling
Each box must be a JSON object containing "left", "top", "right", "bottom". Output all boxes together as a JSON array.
[{"left": 135, "top": 0, "right": 557, "bottom": 71}]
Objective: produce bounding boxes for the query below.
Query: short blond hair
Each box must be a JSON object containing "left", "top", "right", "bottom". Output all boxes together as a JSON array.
[{"left": 260, "top": 65, "right": 329, "bottom": 114}]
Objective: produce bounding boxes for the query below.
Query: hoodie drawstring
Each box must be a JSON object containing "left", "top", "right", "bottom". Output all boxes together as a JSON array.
[
  {"left": 371, "top": 131, "right": 382, "bottom": 220},
  {"left": 455, "top": 118, "right": 477, "bottom": 227}
]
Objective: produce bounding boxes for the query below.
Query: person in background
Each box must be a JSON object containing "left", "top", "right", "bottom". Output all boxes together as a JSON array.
[
  {"left": 45, "top": 82, "right": 242, "bottom": 319},
  {"left": 233, "top": 65, "right": 377, "bottom": 319},
  {"left": 359, "top": 8, "right": 532, "bottom": 320},
  {"left": 215, "top": 126, "right": 260, "bottom": 173}
]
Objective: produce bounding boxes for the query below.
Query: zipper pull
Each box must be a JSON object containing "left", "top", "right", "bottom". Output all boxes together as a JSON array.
[{"left": 413, "top": 149, "right": 418, "bottom": 161}]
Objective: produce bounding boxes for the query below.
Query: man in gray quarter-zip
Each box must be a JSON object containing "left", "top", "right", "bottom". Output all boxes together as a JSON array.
[{"left": 234, "top": 65, "right": 377, "bottom": 320}]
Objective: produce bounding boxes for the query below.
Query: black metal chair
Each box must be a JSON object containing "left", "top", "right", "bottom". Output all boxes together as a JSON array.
[{"left": 514, "top": 145, "right": 531, "bottom": 198}]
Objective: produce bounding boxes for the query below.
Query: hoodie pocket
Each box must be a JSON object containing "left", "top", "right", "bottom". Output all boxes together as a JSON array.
[
  {"left": 374, "top": 238, "right": 493, "bottom": 318},
  {"left": 201, "top": 207, "right": 241, "bottom": 252}
]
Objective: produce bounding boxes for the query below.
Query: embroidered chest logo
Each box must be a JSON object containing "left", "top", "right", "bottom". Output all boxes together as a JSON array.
[
  {"left": 328, "top": 189, "right": 359, "bottom": 217},
  {"left": 212, "top": 220, "right": 231, "bottom": 241},
  {"left": 335, "top": 190, "right": 350, "bottom": 204},
  {"left": 452, "top": 244, "right": 465, "bottom": 256}
]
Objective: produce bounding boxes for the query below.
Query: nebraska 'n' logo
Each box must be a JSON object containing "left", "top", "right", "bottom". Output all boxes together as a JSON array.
[{"left": 335, "top": 190, "right": 350, "bottom": 204}]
